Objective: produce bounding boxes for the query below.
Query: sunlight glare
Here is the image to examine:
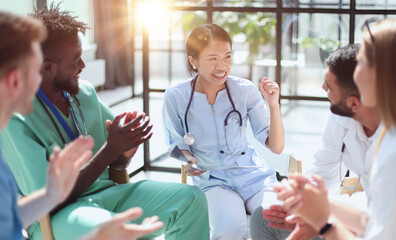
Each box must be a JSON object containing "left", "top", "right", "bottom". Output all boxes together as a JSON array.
[{"left": 136, "top": 0, "right": 168, "bottom": 32}]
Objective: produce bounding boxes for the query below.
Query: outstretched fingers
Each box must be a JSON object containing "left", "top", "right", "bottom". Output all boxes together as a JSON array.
[
  {"left": 110, "top": 208, "right": 164, "bottom": 238},
  {"left": 123, "top": 114, "right": 145, "bottom": 131},
  {"left": 126, "top": 217, "right": 164, "bottom": 236},
  {"left": 109, "top": 112, "right": 127, "bottom": 130},
  {"left": 113, "top": 207, "right": 143, "bottom": 223}
]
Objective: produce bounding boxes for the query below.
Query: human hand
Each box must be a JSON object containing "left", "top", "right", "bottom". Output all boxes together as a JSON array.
[
  {"left": 45, "top": 137, "right": 94, "bottom": 204},
  {"left": 180, "top": 151, "right": 205, "bottom": 176},
  {"left": 106, "top": 112, "right": 140, "bottom": 169},
  {"left": 263, "top": 205, "right": 295, "bottom": 231},
  {"left": 279, "top": 174, "right": 331, "bottom": 231},
  {"left": 285, "top": 215, "right": 318, "bottom": 240},
  {"left": 81, "top": 207, "right": 164, "bottom": 240},
  {"left": 184, "top": 157, "right": 206, "bottom": 177},
  {"left": 106, "top": 112, "right": 153, "bottom": 160},
  {"left": 259, "top": 77, "right": 280, "bottom": 108}
]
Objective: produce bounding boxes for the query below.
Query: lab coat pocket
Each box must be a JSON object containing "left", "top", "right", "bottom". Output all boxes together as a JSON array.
[{"left": 234, "top": 149, "right": 253, "bottom": 167}]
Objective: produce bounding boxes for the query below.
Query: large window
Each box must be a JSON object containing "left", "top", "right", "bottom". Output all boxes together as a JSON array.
[{"left": 128, "top": 0, "right": 396, "bottom": 175}]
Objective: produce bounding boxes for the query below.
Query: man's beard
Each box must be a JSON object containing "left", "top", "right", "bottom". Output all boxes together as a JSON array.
[
  {"left": 330, "top": 99, "right": 355, "bottom": 118},
  {"left": 53, "top": 77, "right": 80, "bottom": 96}
]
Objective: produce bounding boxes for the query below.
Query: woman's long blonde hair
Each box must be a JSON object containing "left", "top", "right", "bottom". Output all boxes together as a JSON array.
[{"left": 363, "top": 19, "right": 396, "bottom": 128}]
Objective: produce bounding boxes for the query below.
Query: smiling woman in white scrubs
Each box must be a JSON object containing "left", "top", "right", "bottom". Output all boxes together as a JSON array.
[
  {"left": 276, "top": 19, "right": 396, "bottom": 240},
  {"left": 162, "top": 24, "right": 285, "bottom": 239}
]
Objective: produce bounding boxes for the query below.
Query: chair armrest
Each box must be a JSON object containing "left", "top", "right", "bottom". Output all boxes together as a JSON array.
[
  {"left": 288, "top": 155, "right": 302, "bottom": 174},
  {"left": 109, "top": 168, "right": 130, "bottom": 184},
  {"left": 181, "top": 165, "right": 187, "bottom": 184},
  {"left": 39, "top": 214, "right": 55, "bottom": 240}
]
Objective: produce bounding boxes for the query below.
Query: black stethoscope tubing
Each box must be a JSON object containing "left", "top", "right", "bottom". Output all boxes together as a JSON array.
[
  {"left": 184, "top": 76, "right": 197, "bottom": 135},
  {"left": 184, "top": 75, "right": 244, "bottom": 155},
  {"left": 36, "top": 93, "right": 86, "bottom": 147},
  {"left": 185, "top": 75, "right": 243, "bottom": 134},
  {"left": 36, "top": 96, "right": 68, "bottom": 146}
]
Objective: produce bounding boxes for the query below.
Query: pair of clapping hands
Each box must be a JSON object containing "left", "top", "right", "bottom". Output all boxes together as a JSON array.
[
  {"left": 45, "top": 112, "right": 161, "bottom": 240},
  {"left": 263, "top": 174, "right": 331, "bottom": 240},
  {"left": 106, "top": 111, "right": 153, "bottom": 169}
]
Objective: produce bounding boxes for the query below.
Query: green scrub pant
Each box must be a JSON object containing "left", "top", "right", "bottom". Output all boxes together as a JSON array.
[{"left": 29, "top": 180, "right": 209, "bottom": 240}]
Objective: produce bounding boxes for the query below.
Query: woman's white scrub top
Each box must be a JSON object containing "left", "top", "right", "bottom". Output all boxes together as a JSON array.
[{"left": 163, "top": 76, "right": 277, "bottom": 200}]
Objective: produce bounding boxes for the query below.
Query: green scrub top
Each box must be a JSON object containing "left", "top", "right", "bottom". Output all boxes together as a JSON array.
[{"left": 0, "top": 80, "right": 116, "bottom": 197}]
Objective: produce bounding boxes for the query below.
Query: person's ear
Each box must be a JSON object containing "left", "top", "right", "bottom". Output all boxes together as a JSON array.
[
  {"left": 42, "top": 61, "right": 56, "bottom": 78},
  {"left": 346, "top": 95, "right": 361, "bottom": 113},
  {"left": 5, "top": 69, "right": 20, "bottom": 92},
  {"left": 188, "top": 55, "right": 198, "bottom": 71},
  {"left": 1, "top": 69, "right": 22, "bottom": 101}
]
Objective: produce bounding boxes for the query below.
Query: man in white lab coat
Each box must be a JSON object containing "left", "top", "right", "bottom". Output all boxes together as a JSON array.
[{"left": 250, "top": 44, "right": 381, "bottom": 240}]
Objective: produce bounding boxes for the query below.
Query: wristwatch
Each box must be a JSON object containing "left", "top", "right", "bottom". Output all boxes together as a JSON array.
[{"left": 319, "top": 218, "right": 335, "bottom": 238}]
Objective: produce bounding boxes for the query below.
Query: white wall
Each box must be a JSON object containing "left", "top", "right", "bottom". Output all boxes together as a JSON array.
[
  {"left": 48, "top": 0, "right": 95, "bottom": 44},
  {"left": 0, "top": 0, "right": 34, "bottom": 15}
]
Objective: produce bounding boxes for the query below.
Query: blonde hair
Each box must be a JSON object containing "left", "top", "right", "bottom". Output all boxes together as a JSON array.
[{"left": 362, "top": 19, "right": 396, "bottom": 128}]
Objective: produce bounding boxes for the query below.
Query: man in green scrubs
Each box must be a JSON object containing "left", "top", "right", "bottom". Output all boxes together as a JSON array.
[{"left": 0, "top": 5, "right": 209, "bottom": 240}]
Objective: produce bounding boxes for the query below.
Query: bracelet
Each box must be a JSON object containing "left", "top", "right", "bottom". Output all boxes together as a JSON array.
[{"left": 319, "top": 218, "right": 335, "bottom": 237}]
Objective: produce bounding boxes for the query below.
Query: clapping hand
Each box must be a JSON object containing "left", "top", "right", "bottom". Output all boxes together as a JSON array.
[
  {"left": 80, "top": 207, "right": 164, "bottom": 240},
  {"left": 106, "top": 112, "right": 153, "bottom": 163},
  {"left": 276, "top": 174, "right": 331, "bottom": 231},
  {"left": 46, "top": 137, "right": 94, "bottom": 204}
]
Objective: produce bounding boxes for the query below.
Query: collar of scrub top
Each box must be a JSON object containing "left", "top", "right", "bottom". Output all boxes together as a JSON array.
[
  {"left": 183, "top": 74, "right": 245, "bottom": 156},
  {"left": 36, "top": 89, "right": 87, "bottom": 146}
]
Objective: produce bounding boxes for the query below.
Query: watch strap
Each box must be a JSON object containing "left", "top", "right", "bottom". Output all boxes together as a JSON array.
[{"left": 319, "top": 221, "right": 334, "bottom": 236}]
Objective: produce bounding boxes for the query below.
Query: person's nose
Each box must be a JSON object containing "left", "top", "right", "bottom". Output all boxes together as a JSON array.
[
  {"left": 217, "top": 59, "right": 226, "bottom": 70},
  {"left": 80, "top": 58, "right": 86, "bottom": 70},
  {"left": 322, "top": 82, "right": 327, "bottom": 91}
]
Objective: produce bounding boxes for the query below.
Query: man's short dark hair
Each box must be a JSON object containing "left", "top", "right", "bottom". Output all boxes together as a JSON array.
[
  {"left": 0, "top": 12, "right": 46, "bottom": 78},
  {"left": 29, "top": 2, "right": 88, "bottom": 60},
  {"left": 325, "top": 44, "right": 360, "bottom": 97}
]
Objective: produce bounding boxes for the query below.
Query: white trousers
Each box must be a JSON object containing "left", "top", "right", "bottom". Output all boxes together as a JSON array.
[{"left": 205, "top": 186, "right": 276, "bottom": 240}]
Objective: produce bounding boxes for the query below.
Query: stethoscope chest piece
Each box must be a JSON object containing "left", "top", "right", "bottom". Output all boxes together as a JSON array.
[{"left": 183, "top": 132, "right": 195, "bottom": 145}]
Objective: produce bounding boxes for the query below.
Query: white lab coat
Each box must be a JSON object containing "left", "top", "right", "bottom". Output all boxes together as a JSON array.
[
  {"left": 307, "top": 113, "right": 381, "bottom": 209},
  {"left": 358, "top": 127, "right": 396, "bottom": 240}
]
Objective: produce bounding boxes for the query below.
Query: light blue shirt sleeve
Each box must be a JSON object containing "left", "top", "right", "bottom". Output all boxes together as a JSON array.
[
  {"left": 245, "top": 83, "right": 270, "bottom": 146},
  {"left": 162, "top": 87, "right": 191, "bottom": 151},
  {"left": 0, "top": 143, "right": 23, "bottom": 240}
]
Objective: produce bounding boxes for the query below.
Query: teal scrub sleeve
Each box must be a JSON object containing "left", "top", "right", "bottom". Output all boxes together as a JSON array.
[{"left": 0, "top": 119, "right": 50, "bottom": 196}]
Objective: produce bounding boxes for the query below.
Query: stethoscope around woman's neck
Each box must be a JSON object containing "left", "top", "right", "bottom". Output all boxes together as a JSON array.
[{"left": 183, "top": 75, "right": 245, "bottom": 156}]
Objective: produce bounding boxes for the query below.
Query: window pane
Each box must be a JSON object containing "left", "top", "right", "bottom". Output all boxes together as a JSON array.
[
  {"left": 280, "top": 99, "right": 330, "bottom": 173},
  {"left": 213, "top": 12, "right": 277, "bottom": 83},
  {"left": 281, "top": 13, "right": 349, "bottom": 98},
  {"left": 284, "top": 0, "right": 350, "bottom": 9},
  {"left": 354, "top": 14, "right": 396, "bottom": 42},
  {"left": 356, "top": 0, "right": 396, "bottom": 10},
  {"left": 213, "top": 0, "right": 276, "bottom": 8},
  {"left": 173, "top": 0, "right": 207, "bottom": 7},
  {"left": 139, "top": 11, "right": 207, "bottom": 89}
]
